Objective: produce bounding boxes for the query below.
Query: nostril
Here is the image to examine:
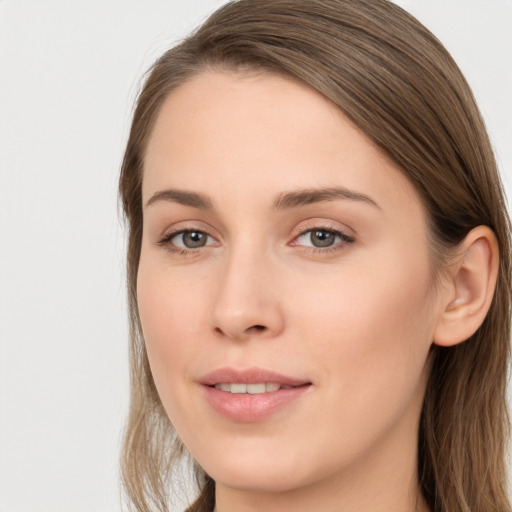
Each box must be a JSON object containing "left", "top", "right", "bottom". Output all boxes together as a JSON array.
[
  {"left": 214, "top": 325, "right": 266, "bottom": 336},
  {"left": 213, "top": 323, "right": 270, "bottom": 339}
]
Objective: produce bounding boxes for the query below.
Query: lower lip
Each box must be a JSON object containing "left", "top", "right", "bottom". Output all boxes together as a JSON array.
[{"left": 203, "top": 385, "right": 311, "bottom": 422}]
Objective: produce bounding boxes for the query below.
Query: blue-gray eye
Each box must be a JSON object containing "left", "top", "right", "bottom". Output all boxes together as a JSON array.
[
  {"left": 295, "top": 228, "right": 350, "bottom": 248},
  {"left": 173, "top": 230, "right": 210, "bottom": 249},
  {"left": 310, "top": 230, "right": 336, "bottom": 247}
]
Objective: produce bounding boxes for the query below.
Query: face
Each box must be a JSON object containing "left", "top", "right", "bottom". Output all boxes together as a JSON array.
[{"left": 138, "top": 71, "right": 442, "bottom": 495}]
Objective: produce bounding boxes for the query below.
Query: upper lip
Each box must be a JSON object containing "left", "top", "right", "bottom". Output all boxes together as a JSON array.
[{"left": 200, "top": 367, "right": 310, "bottom": 387}]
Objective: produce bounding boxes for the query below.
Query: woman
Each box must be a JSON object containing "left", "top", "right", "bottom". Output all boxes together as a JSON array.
[{"left": 119, "top": 1, "right": 511, "bottom": 511}]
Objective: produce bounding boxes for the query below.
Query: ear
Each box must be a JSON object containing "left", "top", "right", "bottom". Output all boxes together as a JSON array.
[{"left": 433, "top": 225, "right": 499, "bottom": 347}]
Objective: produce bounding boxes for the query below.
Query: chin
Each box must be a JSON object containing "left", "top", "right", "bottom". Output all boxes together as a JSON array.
[
  {"left": 196, "top": 443, "right": 317, "bottom": 494},
  {"left": 211, "top": 467, "right": 305, "bottom": 494}
]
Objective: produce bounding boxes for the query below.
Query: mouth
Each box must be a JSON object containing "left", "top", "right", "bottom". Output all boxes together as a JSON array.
[
  {"left": 211, "top": 382, "right": 299, "bottom": 394},
  {"left": 200, "top": 367, "right": 312, "bottom": 422},
  {"left": 200, "top": 366, "right": 311, "bottom": 390}
]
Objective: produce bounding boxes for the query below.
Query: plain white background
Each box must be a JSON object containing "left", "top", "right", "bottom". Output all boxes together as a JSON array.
[{"left": 0, "top": 1, "right": 511, "bottom": 511}]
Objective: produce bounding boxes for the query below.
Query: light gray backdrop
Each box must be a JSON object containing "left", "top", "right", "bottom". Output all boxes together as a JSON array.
[{"left": 0, "top": 1, "right": 511, "bottom": 511}]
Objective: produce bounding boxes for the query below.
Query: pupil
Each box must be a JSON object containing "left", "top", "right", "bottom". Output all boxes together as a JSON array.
[
  {"left": 184, "top": 231, "right": 206, "bottom": 248},
  {"left": 311, "top": 230, "right": 334, "bottom": 247}
]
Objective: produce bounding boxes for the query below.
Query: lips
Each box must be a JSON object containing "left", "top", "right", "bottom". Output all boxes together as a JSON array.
[
  {"left": 200, "top": 367, "right": 310, "bottom": 387},
  {"left": 200, "top": 367, "right": 312, "bottom": 422}
]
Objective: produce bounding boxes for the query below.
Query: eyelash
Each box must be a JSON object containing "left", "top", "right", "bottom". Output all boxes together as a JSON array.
[
  {"left": 156, "top": 228, "right": 214, "bottom": 256},
  {"left": 292, "top": 225, "right": 354, "bottom": 254},
  {"left": 157, "top": 225, "right": 354, "bottom": 256}
]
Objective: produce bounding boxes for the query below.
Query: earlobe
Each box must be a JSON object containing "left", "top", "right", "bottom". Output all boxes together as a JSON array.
[{"left": 433, "top": 226, "right": 499, "bottom": 347}]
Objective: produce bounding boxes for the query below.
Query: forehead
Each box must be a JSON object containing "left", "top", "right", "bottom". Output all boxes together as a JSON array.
[{"left": 143, "top": 70, "right": 421, "bottom": 215}]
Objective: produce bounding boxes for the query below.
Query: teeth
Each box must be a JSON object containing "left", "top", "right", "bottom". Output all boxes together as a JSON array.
[
  {"left": 214, "top": 383, "right": 283, "bottom": 394},
  {"left": 230, "top": 383, "right": 247, "bottom": 394},
  {"left": 247, "top": 383, "right": 266, "bottom": 394}
]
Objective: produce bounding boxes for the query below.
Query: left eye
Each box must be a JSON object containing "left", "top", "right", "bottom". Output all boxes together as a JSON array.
[
  {"left": 295, "top": 228, "right": 350, "bottom": 248},
  {"left": 166, "top": 230, "right": 215, "bottom": 249}
]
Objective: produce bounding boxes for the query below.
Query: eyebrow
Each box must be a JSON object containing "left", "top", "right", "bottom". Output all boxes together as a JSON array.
[
  {"left": 273, "top": 186, "right": 380, "bottom": 210},
  {"left": 146, "top": 189, "right": 214, "bottom": 209},
  {"left": 145, "top": 186, "right": 380, "bottom": 210}
]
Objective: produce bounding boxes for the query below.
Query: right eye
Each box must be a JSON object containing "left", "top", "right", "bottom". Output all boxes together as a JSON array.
[{"left": 158, "top": 229, "right": 217, "bottom": 251}]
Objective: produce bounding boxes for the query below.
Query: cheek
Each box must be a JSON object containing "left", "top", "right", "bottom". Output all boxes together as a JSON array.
[
  {"left": 292, "top": 250, "right": 433, "bottom": 343},
  {"left": 136, "top": 260, "right": 210, "bottom": 398},
  {"left": 288, "top": 250, "right": 435, "bottom": 414}
]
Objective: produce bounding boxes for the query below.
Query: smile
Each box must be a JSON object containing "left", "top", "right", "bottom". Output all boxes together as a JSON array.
[
  {"left": 213, "top": 383, "right": 291, "bottom": 393},
  {"left": 201, "top": 367, "right": 312, "bottom": 422}
]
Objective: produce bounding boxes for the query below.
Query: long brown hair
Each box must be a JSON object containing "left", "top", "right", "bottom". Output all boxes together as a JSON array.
[{"left": 119, "top": 1, "right": 511, "bottom": 511}]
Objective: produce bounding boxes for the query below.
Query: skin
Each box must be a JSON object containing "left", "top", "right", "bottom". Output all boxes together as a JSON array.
[{"left": 137, "top": 71, "right": 477, "bottom": 512}]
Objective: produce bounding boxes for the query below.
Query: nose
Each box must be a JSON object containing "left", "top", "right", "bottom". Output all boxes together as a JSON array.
[{"left": 211, "top": 245, "right": 285, "bottom": 341}]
